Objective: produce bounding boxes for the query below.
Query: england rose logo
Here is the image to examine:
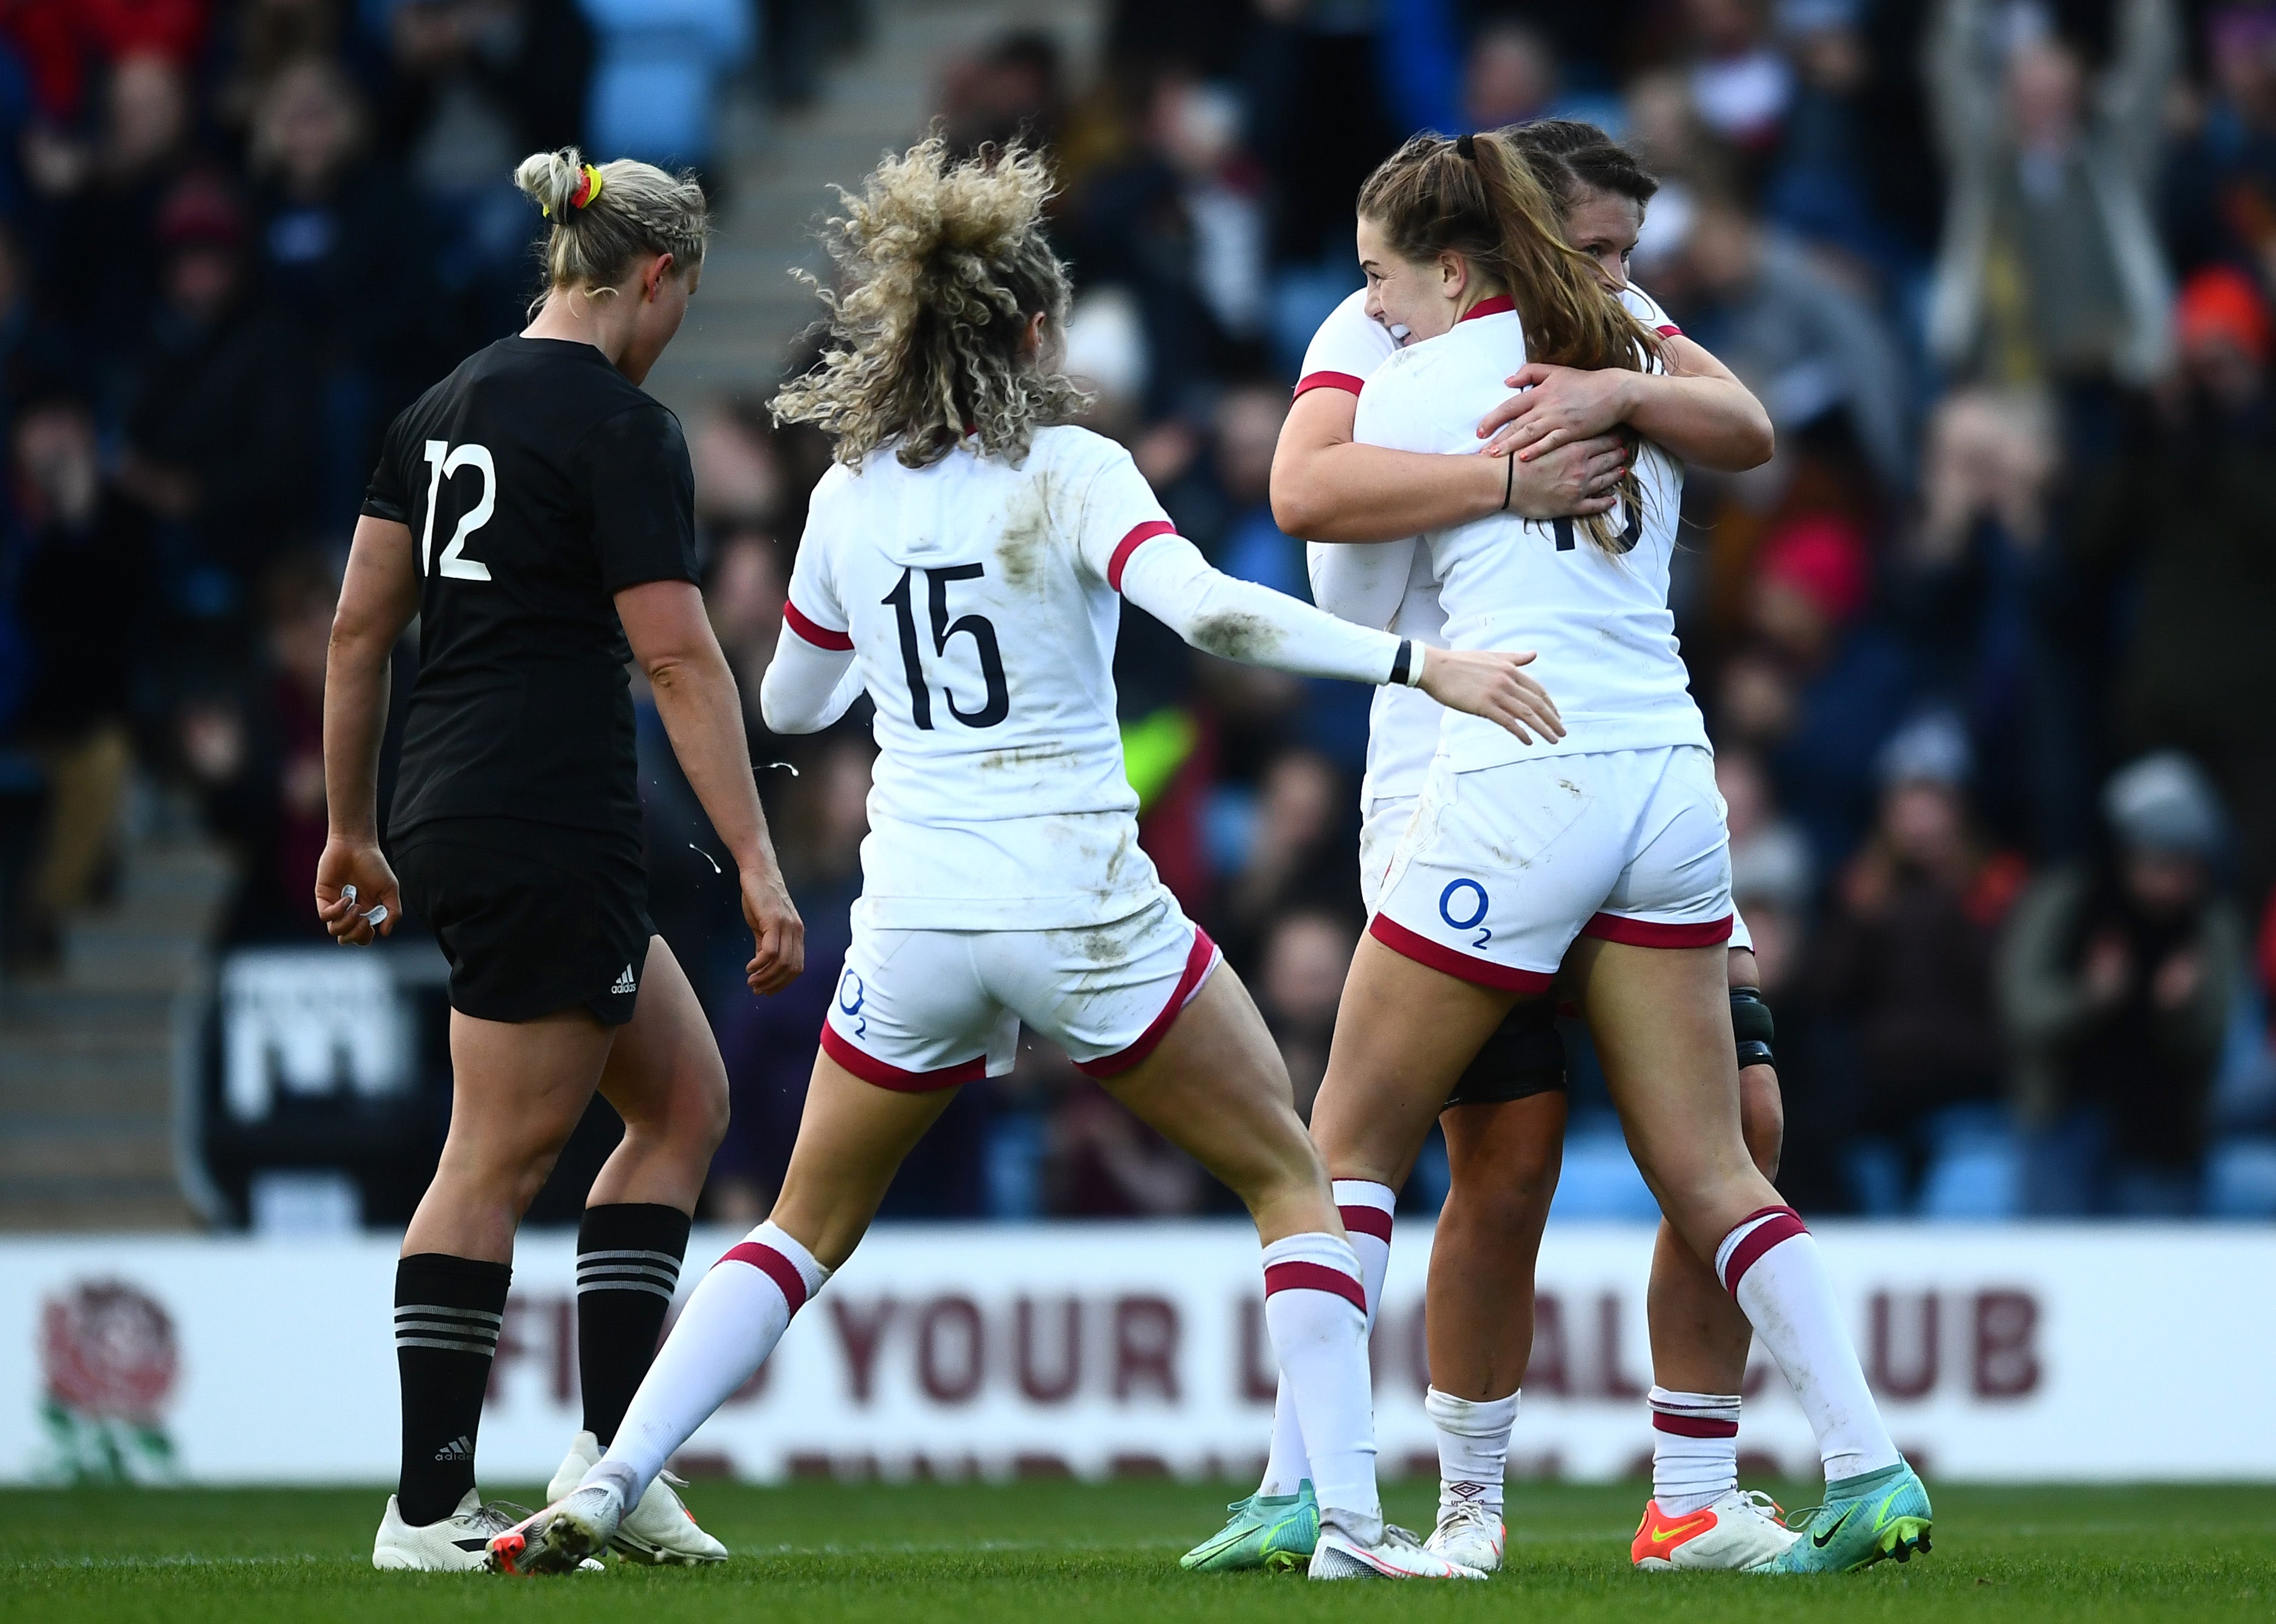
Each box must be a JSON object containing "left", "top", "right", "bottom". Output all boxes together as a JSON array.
[{"left": 39, "top": 1281, "right": 180, "bottom": 1482}]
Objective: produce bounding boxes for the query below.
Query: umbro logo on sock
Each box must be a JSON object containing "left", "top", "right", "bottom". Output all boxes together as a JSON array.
[
  {"left": 433, "top": 1434, "right": 473, "bottom": 1462},
  {"left": 611, "top": 964, "right": 638, "bottom": 996}
]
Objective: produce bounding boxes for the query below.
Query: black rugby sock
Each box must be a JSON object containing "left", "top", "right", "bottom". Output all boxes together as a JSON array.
[
  {"left": 576, "top": 1203, "right": 692, "bottom": 1446},
  {"left": 394, "top": 1252, "right": 511, "bottom": 1525}
]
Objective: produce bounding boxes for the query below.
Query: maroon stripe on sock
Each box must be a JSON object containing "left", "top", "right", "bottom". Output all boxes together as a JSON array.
[
  {"left": 1336, "top": 1203, "right": 1393, "bottom": 1243},
  {"left": 719, "top": 1242, "right": 809, "bottom": 1315},
  {"left": 1652, "top": 1412, "right": 1741, "bottom": 1438},
  {"left": 1719, "top": 1211, "right": 1808, "bottom": 1295},
  {"left": 1264, "top": 1260, "right": 1367, "bottom": 1314}
]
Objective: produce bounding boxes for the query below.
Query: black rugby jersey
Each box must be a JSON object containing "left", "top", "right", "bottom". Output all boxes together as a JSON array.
[{"left": 361, "top": 336, "right": 699, "bottom": 841}]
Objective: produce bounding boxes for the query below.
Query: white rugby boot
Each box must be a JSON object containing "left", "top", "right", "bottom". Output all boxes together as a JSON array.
[
  {"left": 373, "top": 1489, "right": 600, "bottom": 1572},
  {"left": 488, "top": 1484, "right": 624, "bottom": 1576},
  {"left": 1424, "top": 1498, "right": 1506, "bottom": 1573},
  {"left": 548, "top": 1431, "right": 727, "bottom": 1565},
  {"left": 1630, "top": 1487, "right": 1799, "bottom": 1571},
  {"left": 1309, "top": 1519, "right": 1488, "bottom": 1580}
]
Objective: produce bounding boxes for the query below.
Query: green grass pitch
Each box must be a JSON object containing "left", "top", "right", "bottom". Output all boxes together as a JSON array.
[{"left": 2, "top": 1479, "right": 2270, "bottom": 1623}]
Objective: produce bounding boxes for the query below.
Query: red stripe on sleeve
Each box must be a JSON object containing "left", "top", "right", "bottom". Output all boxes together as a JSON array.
[
  {"left": 1656, "top": 324, "right": 1682, "bottom": 337},
  {"left": 783, "top": 600, "right": 853, "bottom": 650},
  {"left": 1107, "top": 520, "right": 1178, "bottom": 592},
  {"left": 1264, "top": 1260, "right": 1368, "bottom": 1314},
  {"left": 718, "top": 1242, "right": 809, "bottom": 1314},
  {"left": 1292, "top": 370, "right": 1365, "bottom": 399}
]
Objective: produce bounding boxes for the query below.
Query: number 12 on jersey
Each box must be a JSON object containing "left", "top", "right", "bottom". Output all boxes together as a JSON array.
[
  {"left": 883, "top": 564, "right": 1009, "bottom": 730},
  {"left": 419, "top": 439, "right": 497, "bottom": 580}
]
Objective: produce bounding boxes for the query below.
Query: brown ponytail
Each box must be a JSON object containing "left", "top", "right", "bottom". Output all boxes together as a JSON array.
[{"left": 1356, "top": 129, "right": 1661, "bottom": 551}]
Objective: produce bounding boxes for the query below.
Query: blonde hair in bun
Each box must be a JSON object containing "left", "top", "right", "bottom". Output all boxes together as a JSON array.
[{"left": 514, "top": 146, "right": 708, "bottom": 309}]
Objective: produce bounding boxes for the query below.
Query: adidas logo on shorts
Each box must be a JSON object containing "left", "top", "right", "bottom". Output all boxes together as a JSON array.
[{"left": 610, "top": 964, "right": 637, "bottom": 996}]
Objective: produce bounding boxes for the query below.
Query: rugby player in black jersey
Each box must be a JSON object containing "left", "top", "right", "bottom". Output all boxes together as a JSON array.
[{"left": 319, "top": 148, "right": 802, "bottom": 1571}]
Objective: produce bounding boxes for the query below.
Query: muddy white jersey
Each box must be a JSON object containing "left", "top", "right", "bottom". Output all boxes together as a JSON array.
[
  {"left": 781, "top": 428, "right": 1165, "bottom": 929},
  {"left": 1304, "top": 285, "right": 1694, "bottom": 798},
  {"left": 1352, "top": 301, "right": 1708, "bottom": 773},
  {"left": 778, "top": 424, "right": 1405, "bottom": 930}
]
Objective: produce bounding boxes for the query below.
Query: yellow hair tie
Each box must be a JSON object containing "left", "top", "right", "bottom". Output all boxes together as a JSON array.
[{"left": 570, "top": 163, "right": 604, "bottom": 211}]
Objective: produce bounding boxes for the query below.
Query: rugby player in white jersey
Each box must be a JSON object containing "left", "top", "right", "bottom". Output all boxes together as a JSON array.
[
  {"left": 1182, "top": 123, "right": 1794, "bottom": 1577},
  {"left": 486, "top": 138, "right": 1567, "bottom": 1583},
  {"left": 1291, "top": 129, "right": 1926, "bottom": 1577}
]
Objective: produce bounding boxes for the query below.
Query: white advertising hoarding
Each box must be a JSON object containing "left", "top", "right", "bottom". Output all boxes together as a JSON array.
[{"left": 5, "top": 1222, "right": 2271, "bottom": 1485}]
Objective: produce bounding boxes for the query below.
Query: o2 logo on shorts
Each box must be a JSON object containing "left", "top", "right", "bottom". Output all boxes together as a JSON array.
[
  {"left": 837, "top": 969, "right": 868, "bottom": 1038},
  {"left": 1439, "top": 879, "right": 1492, "bottom": 949}
]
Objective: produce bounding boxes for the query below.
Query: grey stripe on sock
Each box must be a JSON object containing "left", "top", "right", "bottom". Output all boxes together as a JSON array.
[
  {"left": 394, "top": 1334, "right": 499, "bottom": 1355},
  {"left": 395, "top": 1303, "right": 503, "bottom": 1326},
  {"left": 577, "top": 1248, "right": 685, "bottom": 1268},
  {"left": 578, "top": 1265, "right": 679, "bottom": 1289},
  {"left": 575, "top": 1276, "right": 675, "bottom": 1300}
]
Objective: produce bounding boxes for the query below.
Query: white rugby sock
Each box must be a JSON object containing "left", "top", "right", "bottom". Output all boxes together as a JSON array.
[
  {"left": 1261, "top": 1231, "right": 1382, "bottom": 1544},
  {"left": 1425, "top": 1386, "right": 1519, "bottom": 1520},
  {"left": 585, "top": 1222, "right": 831, "bottom": 1504},
  {"left": 1649, "top": 1387, "right": 1740, "bottom": 1516},
  {"left": 1714, "top": 1207, "right": 1900, "bottom": 1483},
  {"left": 1257, "top": 1181, "right": 1393, "bottom": 1497}
]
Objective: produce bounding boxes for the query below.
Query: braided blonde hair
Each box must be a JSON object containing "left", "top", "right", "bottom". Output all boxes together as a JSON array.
[
  {"left": 514, "top": 146, "right": 708, "bottom": 309},
  {"left": 773, "top": 136, "right": 1090, "bottom": 469}
]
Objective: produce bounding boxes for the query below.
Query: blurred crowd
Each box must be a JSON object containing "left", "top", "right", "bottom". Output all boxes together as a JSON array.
[{"left": 5, "top": 0, "right": 2276, "bottom": 1225}]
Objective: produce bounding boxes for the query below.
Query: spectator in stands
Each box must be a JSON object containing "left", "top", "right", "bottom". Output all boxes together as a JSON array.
[
  {"left": 1684, "top": 0, "right": 1793, "bottom": 156},
  {"left": 1817, "top": 712, "right": 2021, "bottom": 1210},
  {"left": 1213, "top": 747, "right": 1355, "bottom": 974},
  {"left": 3, "top": 388, "right": 151, "bottom": 969},
  {"left": 181, "top": 552, "right": 337, "bottom": 943},
  {"left": 1463, "top": 21, "right": 1560, "bottom": 133},
  {"left": 1925, "top": 0, "right": 2177, "bottom": 401},
  {"left": 939, "top": 30, "right": 1064, "bottom": 158},
  {"left": 2162, "top": 3, "right": 2276, "bottom": 286},
  {"left": 30, "top": 51, "right": 198, "bottom": 381},
  {"left": 1745, "top": 514, "right": 1918, "bottom": 871},
  {"left": 1047, "top": 1078, "right": 1204, "bottom": 1218},
  {"left": 2001, "top": 753, "right": 2246, "bottom": 1213},
  {"left": 246, "top": 57, "right": 435, "bottom": 524},
  {"left": 704, "top": 529, "right": 788, "bottom": 732},
  {"left": 376, "top": 0, "right": 590, "bottom": 345},
  {"left": 1658, "top": 188, "right": 1912, "bottom": 493},
  {"left": 117, "top": 175, "right": 319, "bottom": 613},
  {"left": 1889, "top": 384, "right": 2087, "bottom": 857},
  {"left": 708, "top": 736, "right": 871, "bottom": 1218},
  {"left": 1256, "top": 908, "right": 1353, "bottom": 1120},
  {"left": 2073, "top": 266, "right": 2276, "bottom": 911}
]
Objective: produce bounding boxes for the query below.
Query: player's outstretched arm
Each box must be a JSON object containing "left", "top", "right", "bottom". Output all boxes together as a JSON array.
[
  {"left": 618, "top": 579, "right": 805, "bottom": 994},
  {"left": 1479, "top": 336, "right": 1774, "bottom": 473},
  {"left": 1272, "top": 384, "right": 1625, "bottom": 544},
  {"left": 1116, "top": 531, "right": 1563, "bottom": 744},
  {"left": 316, "top": 515, "right": 420, "bottom": 946}
]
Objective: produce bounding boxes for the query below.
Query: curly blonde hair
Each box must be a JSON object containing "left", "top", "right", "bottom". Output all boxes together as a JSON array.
[{"left": 773, "top": 136, "right": 1090, "bottom": 469}]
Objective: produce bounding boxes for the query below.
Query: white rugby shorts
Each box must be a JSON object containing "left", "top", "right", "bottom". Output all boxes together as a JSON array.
[
  {"left": 1370, "top": 745, "right": 1733, "bottom": 993},
  {"left": 821, "top": 889, "right": 1220, "bottom": 1090},
  {"left": 1357, "top": 794, "right": 1421, "bottom": 917}
]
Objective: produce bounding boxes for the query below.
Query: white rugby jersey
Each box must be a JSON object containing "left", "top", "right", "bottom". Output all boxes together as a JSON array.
[
  {"left": 1347, "top": 295, "right": 1707, "bottom": 774},
  {"left": 766, "top": 424, "right": 1411, "bottom": 930},
  {"left": 1301, "top": 285, "right": 1690, "bottom": 799}
]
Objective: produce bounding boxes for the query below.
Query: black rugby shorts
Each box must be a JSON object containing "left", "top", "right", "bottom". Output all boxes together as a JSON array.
[
  {"left": 1443, "top": 997, "right": 1566, "bottom": 1108},
  {"left": 391, "top": 817, "right": 653, "bottom": 1026}
]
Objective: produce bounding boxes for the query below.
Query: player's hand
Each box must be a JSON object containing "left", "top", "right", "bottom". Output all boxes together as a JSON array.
[
  {"left": 1478, "top": 364, "right": 1636, "bottom": 462},
  {"left": 1416, "top": 647, "right": 1565, "bottom": 745},
  {"left": 742, "top": 864, "right": 805, "bottom": 994},
  {"left": 315, "top": 838, "right": 399, "bottom": 946},
  {"left": 1498, "top": 434, "right": 1626, "bottom": 520}
]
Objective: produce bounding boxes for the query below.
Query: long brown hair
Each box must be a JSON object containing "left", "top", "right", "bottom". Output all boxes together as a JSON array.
[{"left": 1356, "top": 128, "right": 1661, "bottom": 551}]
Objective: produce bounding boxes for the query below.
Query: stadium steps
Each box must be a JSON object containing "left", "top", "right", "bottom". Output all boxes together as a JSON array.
[
  {"left": 644, "top": 0, "right": 1103, "bottom": 417},
  {"left": 0, "top": 813, "right": 232, "bottom": 1231}
]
